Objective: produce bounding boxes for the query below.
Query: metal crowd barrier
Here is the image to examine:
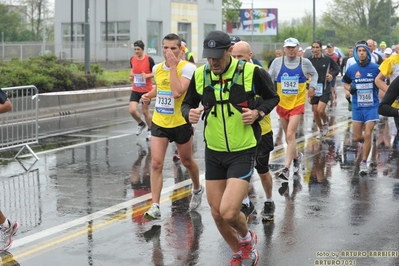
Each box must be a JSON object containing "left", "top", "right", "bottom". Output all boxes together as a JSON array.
[
  {"left": 0, "top": 85, "right": 39, "bottom": 161},
  {"left": 0, "top": 169, "right": 42, "bottom": 229}
]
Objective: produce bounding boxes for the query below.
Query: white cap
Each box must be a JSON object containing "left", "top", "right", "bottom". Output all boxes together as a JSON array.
[
  {"left": 283, "top": 37, "right": 299, "bottom": 47},
  {"left": 385, "top": 48, "right": 393, "bottom": 55},
  {"left": 299, "top": 47, "right": 303, "bottom": 52}
]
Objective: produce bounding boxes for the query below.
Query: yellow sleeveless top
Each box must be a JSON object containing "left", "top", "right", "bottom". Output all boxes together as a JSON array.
[{"left": 152, "top": 61, "right": 190, "bottom": 128}]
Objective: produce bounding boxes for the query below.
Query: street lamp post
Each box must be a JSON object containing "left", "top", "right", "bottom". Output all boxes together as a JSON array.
[
  {"left": 313, "top": 0, "right": 316, "bottom": 41},
  {"left": 84, "top": 0, "right": 90, "bottom": 73},
  {"left": 70, "top": 0, "right": 73, "bottom": 61},
  {"left": 389, "top": 0, "right": 392, "bottom": 46},
  {"left": 251, "top": 0, "right": 254, "bottom": 43},
  {"left": 105, "top": 0, "right": 108, "bottom": 61}
]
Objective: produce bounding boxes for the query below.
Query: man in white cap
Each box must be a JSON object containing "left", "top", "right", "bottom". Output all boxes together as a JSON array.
[
  {"left": 268, "top": 37, "right": 318, "bottom": 194},
  {"left": 384, "top": 47, "right": 393, "bottom": 59}
]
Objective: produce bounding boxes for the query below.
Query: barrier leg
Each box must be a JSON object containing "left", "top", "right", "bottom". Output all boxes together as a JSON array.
[{"left": 15, "top": 144, "right": 39, "bottom": 161}]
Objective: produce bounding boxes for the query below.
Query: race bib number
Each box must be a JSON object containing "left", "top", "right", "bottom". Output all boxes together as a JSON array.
[
  {"left": 356, "top": 83, "right": 373, "bottom": 107},
  {"left": 155, "top": 91, "right": 174, "bottom": 114},
  {"left": 133, "top": 74, "right": 146, "bottom": 87},
  {"left": 281, "top": 76, "right": 299, "bottom": 95},
  {"left": 315, "top": 83, "right": 323, "bottom": 97}
]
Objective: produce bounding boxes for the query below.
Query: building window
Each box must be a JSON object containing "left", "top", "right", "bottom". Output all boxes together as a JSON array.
[
  {"left": 147, "top": 21, "right": 162, "bottom": 56},
  {"left": 101, "top": 21, "right": 130, "bottom": 48},
  {"left": 178, "top": 23, "right": 191, "bottom": 50},
  {"left": 204, "top": 24, "right": 216, "bottom": 38},
  {"left": 62, "top": 23, "right": 84, "bottom": 47}
]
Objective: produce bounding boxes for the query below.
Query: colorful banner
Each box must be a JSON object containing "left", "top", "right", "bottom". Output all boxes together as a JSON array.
[{"left": 226, "top": 8, "right": 278, "bottom": 36}]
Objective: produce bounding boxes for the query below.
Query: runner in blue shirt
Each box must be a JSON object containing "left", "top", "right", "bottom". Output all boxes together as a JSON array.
[{"left": 342, "top": 43, "right": 380, "bottom": 175}]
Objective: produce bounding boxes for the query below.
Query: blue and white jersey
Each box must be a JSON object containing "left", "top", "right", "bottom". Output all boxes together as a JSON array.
[{"left": 344, "top": 63, "right": 380, "bottom": 109}]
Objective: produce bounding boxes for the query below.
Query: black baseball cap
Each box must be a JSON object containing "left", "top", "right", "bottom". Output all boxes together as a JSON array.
[
  {"left": 230, "top": 36, "right": 241, "bottom": 44},
  {"left": 326, "top": 43, "right": 334, "bottom": 48},
  {"left": 203, "top": 30, "right": 231, "bottom": 59}
]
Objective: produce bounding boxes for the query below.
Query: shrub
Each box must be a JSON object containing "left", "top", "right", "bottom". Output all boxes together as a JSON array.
[
  {"left": 0, "top": 55, "right": 111, "bottom": 93},
  {"left": 261, "top": 50, "right": 276, "bottom": 66}
]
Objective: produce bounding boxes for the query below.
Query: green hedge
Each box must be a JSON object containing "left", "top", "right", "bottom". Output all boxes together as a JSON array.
[{"left": 0, "top": 55, "right": 112, "bottom": 93}]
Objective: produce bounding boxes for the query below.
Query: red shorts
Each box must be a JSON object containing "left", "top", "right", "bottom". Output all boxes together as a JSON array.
[{"left": 276, "top": 104, "right": 305, "bottom": 120}]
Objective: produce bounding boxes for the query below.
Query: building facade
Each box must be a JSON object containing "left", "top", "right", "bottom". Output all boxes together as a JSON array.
[{"left": 54, "top": 0, "right": 222, "bottom": 62}]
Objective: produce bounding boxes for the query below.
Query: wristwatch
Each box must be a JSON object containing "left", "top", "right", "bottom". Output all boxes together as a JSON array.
[{"left": 258, "top": 110, "right": 266, "bottom": 121}]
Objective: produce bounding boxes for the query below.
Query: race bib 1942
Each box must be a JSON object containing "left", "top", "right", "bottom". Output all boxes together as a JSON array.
[{"left": 281, "top": 76, "right": 299, "bottom": 95}]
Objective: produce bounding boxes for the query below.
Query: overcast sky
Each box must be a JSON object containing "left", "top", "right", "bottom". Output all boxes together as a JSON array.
[
  {"left": 240, "top": 0, "right": 331, "bottom": 23},
  {"left": 45, "top": 0, "right": 329, "bottom": 24}
]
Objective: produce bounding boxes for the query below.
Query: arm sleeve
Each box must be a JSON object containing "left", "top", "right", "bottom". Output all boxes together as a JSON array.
[
  {"left": 303, "top": 58, "right": 318, "bottom": 89},
  {"left": 330, "top": 57, "right": 341, "bottom": 77},
  {"left": 378, "top": 77, "right": 399, "bottom": 117},
  {"left": 268, "top": 58, "right": 280, "bottom": 81},
  {"left": 252, "top": 67, "right": 279, "bottom": 115},
  {"left": 342, "top": 66, "right": 352, "bottom": 84},
  {"left": 181, "top": 75, "right": 202, "bottom": 122},
  {"left": 181, "top": 63, "right": 197, "bottom": 80},
  {"left": 148, "top": 56, "right": 155, "bottom": 71}
]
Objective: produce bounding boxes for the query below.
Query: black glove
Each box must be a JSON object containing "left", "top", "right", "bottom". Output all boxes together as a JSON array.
[{"left": 350, "top": 87, "right": 357, "bottom": 95}]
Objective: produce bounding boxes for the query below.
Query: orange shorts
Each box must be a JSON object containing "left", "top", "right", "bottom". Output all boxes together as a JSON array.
[{"left": 276, "top": 104, "right": 305, "bottom": 120}]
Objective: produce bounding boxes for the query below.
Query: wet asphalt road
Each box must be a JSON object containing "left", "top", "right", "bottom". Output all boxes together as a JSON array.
[{"left": 1, "top": 81, "right": 399, "bottom": 266}]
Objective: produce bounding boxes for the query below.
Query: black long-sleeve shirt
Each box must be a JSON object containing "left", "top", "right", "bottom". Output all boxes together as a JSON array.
[
  {"left": 378, "top": 76, "right": 399, "bottom": 117},
  {"left": 308, "top": 55, "right": 340, "bottom": 94},
  {"left": 181, "top": 61, "right": 279, "bottom": 121}
]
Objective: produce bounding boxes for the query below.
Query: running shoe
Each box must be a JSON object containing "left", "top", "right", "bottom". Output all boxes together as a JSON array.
[
  {"left": 0, "top": 220, "right": 19, "bottom": 252},
  {"left": 146, "top": 130, "right": 151, "bottom": 141},
  {"left": 262, "top": 201, "right": 275, "bottom": 222},
  {"left": 278, "top": 167, "right": 290, "bottom": 181},
  {"left": 229, "top": 253, "right": 243, "bottom": 266},
  {"left": 240, "top": 201, "right": 255, "bottom": 222},
  {"left": 239, "top": 230, "right": 259, "bottom": 266},
  {"left": 359, "top": 161, "right": 368, "bottom": 175},
  {"left": 322, "top": 123, "right": 329, "bottom": 136},
  {"left": 316, "top": 131, "right": 323, "bottom": 140},
  {"left": 293, "top": 152, "right": 303, "bottom": 173},
  {"left": 189, "top": 185, "right": 204, "bottom": 211},
  {"left": 143, "top": 205, "right": 161, "bottom": 220},
  {"left": 136, "top": 122, "right": 146, "bottom": 136}
]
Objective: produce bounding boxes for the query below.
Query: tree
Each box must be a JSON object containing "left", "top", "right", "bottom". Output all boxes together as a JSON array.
[
  {"left": 222, "top": 0, "right": 242, "bottom": 29},
  {"left": 0, "top": 3, "right": 32, "bottom": 42},
  {"left": 14, "top": 0, "right": 53, "bottom": 41},
  {"left": 322, "top": 0, "right": 399, "bottom": 46}
]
